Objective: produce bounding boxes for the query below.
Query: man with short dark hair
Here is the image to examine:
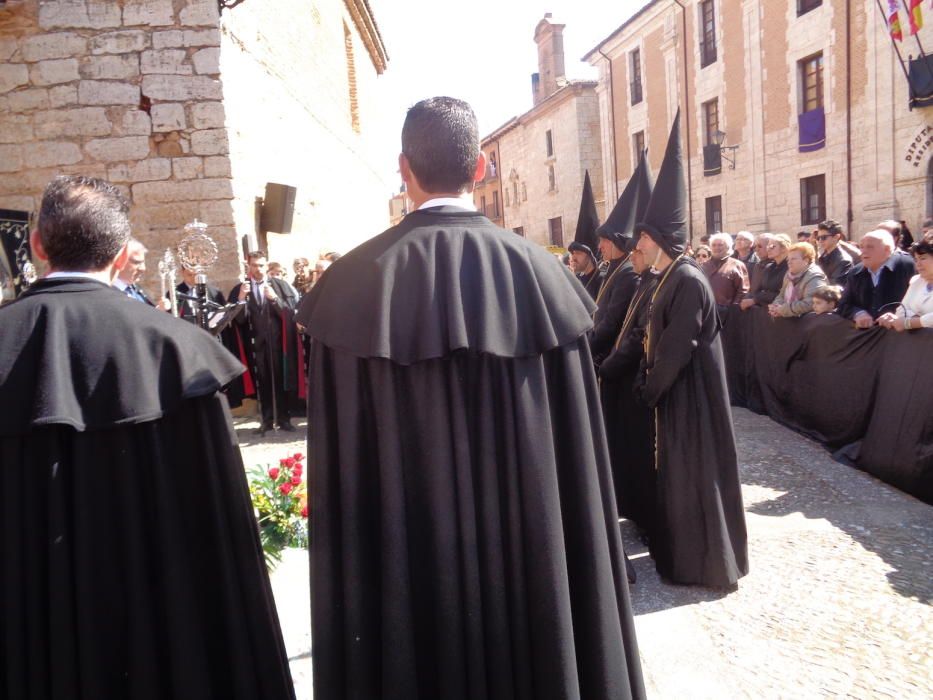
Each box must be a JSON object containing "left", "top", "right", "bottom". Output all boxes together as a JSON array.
[
  {"left": 0, "top": 176, "right": 294, "bottom": 697},
  {"left": 229, "top": 251, "right": 300, "bottom": 435},
  {"left": 816, "top": 219, "right": 854, "bottom": 286},
  {"left": 567, "top": 240, "right": 600, "bottom": 299},
  {"left": 297, "top": 97, "right": 645, "bottom": 700},
  {"left": 838, "top": 228, "right": 916, "bottom": 327}
]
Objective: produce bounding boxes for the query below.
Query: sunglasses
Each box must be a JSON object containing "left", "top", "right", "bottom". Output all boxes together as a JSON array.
[{"left": 817, "top": 234, "right": 835, "bottom": 241}]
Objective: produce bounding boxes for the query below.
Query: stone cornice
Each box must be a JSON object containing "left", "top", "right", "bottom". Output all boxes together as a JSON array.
[{"left": 344, "top": 0, "right": 387, "bottom": 74}]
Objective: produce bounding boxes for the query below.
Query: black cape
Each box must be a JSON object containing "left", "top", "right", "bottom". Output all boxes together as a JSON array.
[
  {"left": 641, "top": 258, "right": 749, "bottom": 587},
  {"left": 589, "top": 258, "right": 640, "bottom": 365},
  {"left": 297, "top": 207, "right": 645, "bottom": 700},
  {"left": 598, "top": 271, "right": 658, "bottom": 530},
  {"left": 576, "top": 268, "right": 601, "bottom": 300},
  {"left": 0, "top": 278, "right": 294, "bottom": 698},
  {"left": 228, "top": 277, "right": 305, "bottom": 411}
]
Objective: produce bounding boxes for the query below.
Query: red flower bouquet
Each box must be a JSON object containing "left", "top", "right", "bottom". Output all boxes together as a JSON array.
[{"left": 248, "top": 452, "right": 309, "bottom": 569}]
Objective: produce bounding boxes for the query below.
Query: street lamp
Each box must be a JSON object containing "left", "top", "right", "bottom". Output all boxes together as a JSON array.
[{"left": 714, "top": 130, "right": 738, "bottom": 169}]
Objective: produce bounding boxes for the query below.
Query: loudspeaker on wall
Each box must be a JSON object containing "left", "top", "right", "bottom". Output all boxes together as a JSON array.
[{"left": 260, "top": 182, "right": 296, "bottom": 234}]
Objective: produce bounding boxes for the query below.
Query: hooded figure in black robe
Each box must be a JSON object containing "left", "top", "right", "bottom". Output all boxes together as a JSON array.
[
  {"left": 633, "top": 112, "right": 749, "bottom": 588},
  {"left": 597, "top": 251, "right": 659, "bottom": 531},
  {"left": 588, "top": 152, "right": 653, "bottom": 367},
  {"left": 229, "top": 254, "right": 303, "bottom": 433},
  {"left": 296, "top": 97, "right": 645, "bottom": 700},
  {"left": 0, "top": 176, "right": 294, "bottom": 698},
  {"left": 568, "top": 240, "right": 601, "bottom": 299}
]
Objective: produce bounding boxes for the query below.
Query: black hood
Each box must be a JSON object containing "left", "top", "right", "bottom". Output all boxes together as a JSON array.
[
  {"left": 596, "top": 149, "right": 654, "bottom": 254},
  {"left": 573, "top": 170, "right": 601, "bottom": 256},
  {"left": 567, "top": 240, "right": 597, "bottom": 269},
  {"left": 636, "top": 109, "right": 688, "bottom": 258}
]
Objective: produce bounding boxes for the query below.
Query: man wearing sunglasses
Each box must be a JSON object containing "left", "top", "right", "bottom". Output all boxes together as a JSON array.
[{"left": 816, "top": 219, "right": 854, "bottom": 286}]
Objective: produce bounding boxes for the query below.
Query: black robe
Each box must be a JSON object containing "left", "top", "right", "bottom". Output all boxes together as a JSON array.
[
  {"left": 576, "top": 268, "right": 601, "bottom": 300},
  {"left": 297, "top": 206, "right": 645, "bottom": 700},
  {"left": 641, "top": 258, "right": 749, "bottom": 587},
  {"left": 0, "top": 277, "right": 294, "bottom": 698},
  {"left": 589, "top": 258, "right": 639, "bottom": 366},
  {"left": 598, "top": 271, "right": 658, "bottom": 530},
  {"left": 228, "top": 277, "right": 304, "bottom": 425}
]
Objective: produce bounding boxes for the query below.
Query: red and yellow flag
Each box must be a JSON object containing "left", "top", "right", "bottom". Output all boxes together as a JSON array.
[
  {"left": 909, "top": 0, "right": 924, "bottom": 34},
  {"left": 889, "top": 0, "right": 904, "bottom": 40}
]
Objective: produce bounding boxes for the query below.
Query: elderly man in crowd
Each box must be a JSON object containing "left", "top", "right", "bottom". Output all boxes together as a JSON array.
[
  {"left": 702, "top": 232, "right": 750, "bottom": 307},
  {"left": 838, "top": 228, "right": 916, "bottom": 327},
  {"left": 769, "top": 242, "right": 828, "bottom": 317},
  {"left": 816, "top": 219, "right": 854, "bottom": 286}
]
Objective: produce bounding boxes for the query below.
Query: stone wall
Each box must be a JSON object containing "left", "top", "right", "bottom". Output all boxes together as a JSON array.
[
  {"left": 219, "top": 0, "right": 391, "bottom": 276},
  {"left": 587, "top": 0, "right": 933, "bottom": 243},
  {"left": 492, "top": 84, "right": 605, "bottom": 247},
  {"left": 0, "top": 0, "right": 239, "bottom": 290}
]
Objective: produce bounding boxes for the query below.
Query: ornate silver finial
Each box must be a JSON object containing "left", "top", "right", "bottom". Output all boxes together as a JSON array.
[{"left": 176, "top": 219, "right": 218, "bottom": 274}]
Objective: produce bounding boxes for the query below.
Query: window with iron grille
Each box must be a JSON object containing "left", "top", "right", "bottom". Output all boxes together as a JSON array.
[
  {"left": 632, "top": 130, "right": 645, "bottom": 165},
  {"left": 699, "top": 0, "right": 717, "bottom": 68},
  {"left": 630, "top": 49, "right": 643, "bottom": 105},
  {"left": 797, "top": 0, "right": 822, "bottom": 17},
  {"left": 705, "top": 196, "right": 722, "bottom": 235},
  {"left": 799, "top": 52, "right": 823, "bottom": 113},
  {"left": 548, "top": 165, "right": 556, "bottom": 192},
  {"left": 492, "top": 190, "right": 500, "bottom": 218},
  {"left": 548, "top": 217, "right": 563, "bottom": 246},
  {"left": 545, "top": 129, "right": 554, "bottom": 157},
  {"left": 703, "top": 99, "right": 719, "bottom": 147},
  {"left": 800, "top": 175, "right": 826, "bottom": 225},
  {"left": 513, "top": 226, "right": 525, "bottom": 237}
]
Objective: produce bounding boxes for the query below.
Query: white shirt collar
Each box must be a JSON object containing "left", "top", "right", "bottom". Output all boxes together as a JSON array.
[
  {"left": 417, "top": 195, "right": 476, "bottom": 212},
  {"left": 112, "top": 276, "right": 132, "bottom": 291},
  {"left": 46, "top": 271, "right": 109, "bottom": 282}
]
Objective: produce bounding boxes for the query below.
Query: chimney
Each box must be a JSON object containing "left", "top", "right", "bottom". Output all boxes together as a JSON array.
[{"left": 532, "top": 13, "right": 566, "bottom": 105}]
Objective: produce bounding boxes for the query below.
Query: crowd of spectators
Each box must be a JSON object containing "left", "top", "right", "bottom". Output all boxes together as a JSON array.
[{"left": 687, "top": 218, "right": 932, "bottom": 331}]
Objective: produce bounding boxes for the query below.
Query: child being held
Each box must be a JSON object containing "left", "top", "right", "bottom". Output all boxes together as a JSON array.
[{"left": 811, "top": 285, "right": 843, "bottom": 314}]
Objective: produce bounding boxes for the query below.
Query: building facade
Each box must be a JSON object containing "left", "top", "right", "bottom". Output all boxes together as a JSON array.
[
  {"left": 0, "top": 0, "right": 388, "bottom": 292},
  {"left": 585, "top": 0, "right": 933, "bottom": 241},
  {"left": 473, "top": 15, "right": 605, "bottom": 248}
]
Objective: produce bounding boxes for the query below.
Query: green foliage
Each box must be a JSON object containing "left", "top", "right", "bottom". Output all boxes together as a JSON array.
[{"left": 248, "top": 452, "right": 309, "bottom": 570}]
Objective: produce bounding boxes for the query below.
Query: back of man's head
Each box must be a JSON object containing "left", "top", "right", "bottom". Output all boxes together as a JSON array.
[
  {"left": 38, "top": 176, "right": 130, "bottom": 272},
  {"left": 401, "top": 96, "right": 479, "bottom": 194}
]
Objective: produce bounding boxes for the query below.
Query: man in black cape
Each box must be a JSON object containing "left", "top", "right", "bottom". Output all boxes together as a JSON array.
[
  {"left": 229, "top": 251, "right": 303, "bottom": 434},
  {"left": 597, "top": 246, "right": 658, "bottom": 532},
  {"left": 0, "top": 176, "right": 294, "bottom": 698},
  {"left": 588, "top": 152, "right": 653, "bottom": 367},
  {"left": 634, "top": 111, "right": 749, "bottom": 588},
  {"left": 297, "top": 97, "right": 645, "bottom": 700}
]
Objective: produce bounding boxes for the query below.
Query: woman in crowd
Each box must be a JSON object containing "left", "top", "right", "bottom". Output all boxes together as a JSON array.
[
  {"left": 769, "top": 242, "right": 827, "bottom": 317},
  {"left": 877, "top": 232, "right": 933, "bottom": 330},
  {"left": 740, "top": 233, "right": 791, "bottom": 309},
  {"left": 694, "top": 244, "right": 712, "bottom": 263}
]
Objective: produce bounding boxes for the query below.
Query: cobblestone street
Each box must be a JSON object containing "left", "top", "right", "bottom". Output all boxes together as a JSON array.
[{"left": 236, "top": 406, "right": 933, "bottom": 699}]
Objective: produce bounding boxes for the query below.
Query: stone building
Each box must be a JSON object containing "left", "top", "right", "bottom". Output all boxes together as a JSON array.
[
  {"left": 473, "top": 14, "right": 604, "bottom": 248},
  {"left": 584, "top": 0, "right": 933, "bottom": 242},
  {"left": 0, "top": 0, "right": 388, "bottom": 292}
]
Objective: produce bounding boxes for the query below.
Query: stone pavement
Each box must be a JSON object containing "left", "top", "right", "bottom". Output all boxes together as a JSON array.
[{"left": 235, "top": 407, "right": 933, "bottom": 699}]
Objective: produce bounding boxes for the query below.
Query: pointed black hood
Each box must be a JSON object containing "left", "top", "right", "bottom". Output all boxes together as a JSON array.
[
  {"left": 573, "top": 170, "right": 600, "bottom": 256},
  {"left": 596, "top": 149, "right": 654, "bottom": 254},
  {"left": 636, "top": 109, "right": 687, "bottom": 257}
]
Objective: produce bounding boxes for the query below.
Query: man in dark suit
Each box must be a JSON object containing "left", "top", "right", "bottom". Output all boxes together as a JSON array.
[
  {"left": 112, "top": 238, "right": 163, "bottom": 306},
  {"left": 229, "top": 251, "right": 300, "bottom": 434},
  {"left": 816, "top": 219, "right": 854, "bottom": 286},
  {"left": 838, "top": 229, "right": 916, "bottom": 327}
]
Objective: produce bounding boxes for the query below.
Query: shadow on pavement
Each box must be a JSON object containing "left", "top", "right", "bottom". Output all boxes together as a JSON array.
[
  {"left": 621, "top": 520, "right": 733, "bottom": 615},
  {"left": 736, "top": 413, "right": 933, "bottom": 604}
]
